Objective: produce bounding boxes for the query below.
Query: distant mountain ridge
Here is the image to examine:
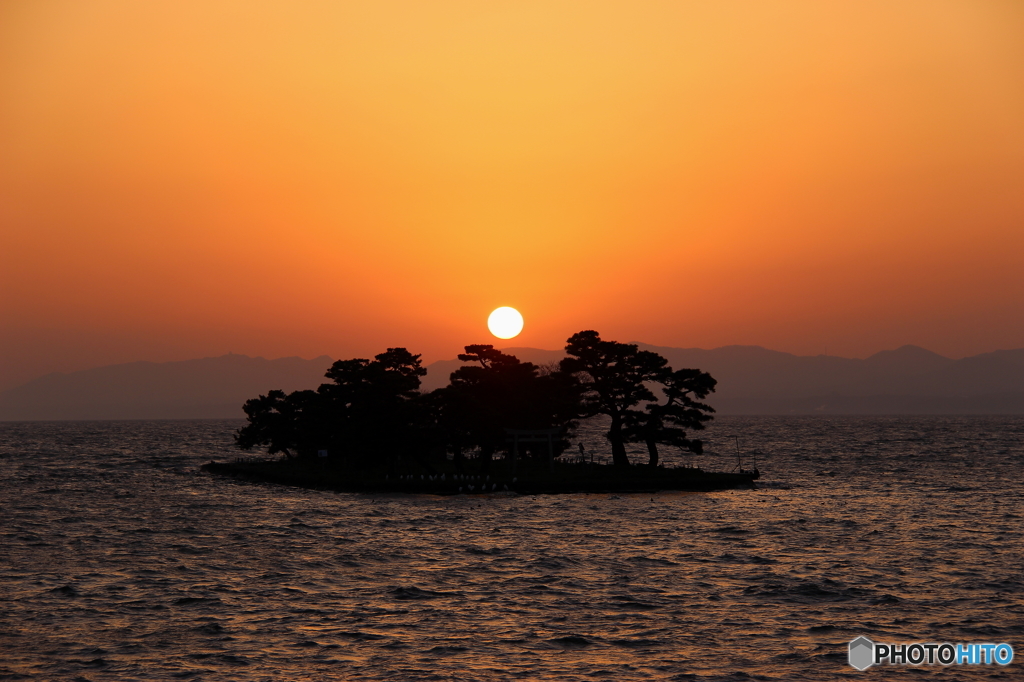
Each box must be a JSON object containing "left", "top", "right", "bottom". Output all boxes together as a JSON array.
[
  {"left": 0, "top": 354, "right": 333, "bottom": 420},
  {"left": 2, "top": 344, "right": 1023, "bottom": 420},
  {"left": 424, "top": 343, "right": 1024, "bottom": 414},
  {"left": 632, "top": 343, "right": 1024, "bottom": 414}
]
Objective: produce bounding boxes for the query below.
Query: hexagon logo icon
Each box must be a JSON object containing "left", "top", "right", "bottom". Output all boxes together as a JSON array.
[{"left": 849, "top": 636, "right": 875, "bottom": 670}]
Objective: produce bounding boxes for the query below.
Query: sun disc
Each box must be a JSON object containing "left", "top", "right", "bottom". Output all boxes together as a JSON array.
[{"left": 487, "top": 307, "right": 524, "bottom": 339}]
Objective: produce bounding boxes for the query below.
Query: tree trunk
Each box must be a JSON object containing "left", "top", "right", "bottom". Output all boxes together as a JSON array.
[
  {"left": 646, "top": 439, "right": 659, "bottom": 467},
  {"left": 610, "top": 438, "right": 630, "bottom": 467},
  {"left": 479, "top": 445, "right": 493, "bottom": 473},
  {"left": 608, "top": 415, "right": 631, "bottom": 467},
  {"left": 644, "top": 413, "right": 661, "bottom": 467}
]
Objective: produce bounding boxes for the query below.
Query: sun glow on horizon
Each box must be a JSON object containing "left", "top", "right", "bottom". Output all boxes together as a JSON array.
[
  {"left": 2, "top": 2, "right": 1023, "bottom": 391},
  {"left": 487, "top": 307, "right": 524, "bottom": 340}
]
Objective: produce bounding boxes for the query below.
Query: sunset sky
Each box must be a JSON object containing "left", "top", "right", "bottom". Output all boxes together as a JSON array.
[{"left": 2, "top": 1, "right": 1023, "bottom": 391}]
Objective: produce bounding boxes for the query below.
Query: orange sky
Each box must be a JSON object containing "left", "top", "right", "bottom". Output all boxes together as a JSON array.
[{"left": 2, "top": 0, "right": 1024, "bottom": 391}]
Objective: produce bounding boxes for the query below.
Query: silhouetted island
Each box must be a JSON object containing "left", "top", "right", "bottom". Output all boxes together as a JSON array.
[{"left": 201, "top": 331, "right": 759, "bottom": 493}]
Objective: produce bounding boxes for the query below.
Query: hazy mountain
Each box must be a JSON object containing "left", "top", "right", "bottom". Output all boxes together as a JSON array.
[
  {"left": 425, "top": 343, "right": 1024, "bottom": 414},
  {"left": 0, "top": 354, "right": 333, "bottom": 420},
  {"left": 634, "top": 343, "right": 1024, "bottom": 414},
  {"left": 2, "top": 344, "right": 1022, "bottom": 420}
]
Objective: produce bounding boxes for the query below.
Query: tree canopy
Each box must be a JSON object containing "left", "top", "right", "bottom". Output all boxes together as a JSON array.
[
  {"left": 235, "top": 348, "right": 427, "bottom": 462},
  {"left": 236, "top": 331, "right": 716, "bottom": 472},
  {"left": 632, "top": 367, "right": 717, "bottom": 467},
  {"left": 561, "top": 330, "right": 716, "bottom": 466},
  {"left": 433, "top": 345, "right": 580, "bottom": 470}
]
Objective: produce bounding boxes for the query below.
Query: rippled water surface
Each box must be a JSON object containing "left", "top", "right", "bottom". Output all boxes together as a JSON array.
[{"left": 2, "top": 417, "right": 1022, "bottom": 680}]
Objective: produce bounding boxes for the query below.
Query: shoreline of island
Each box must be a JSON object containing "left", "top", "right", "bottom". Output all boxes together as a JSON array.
[{"left": 200, "top": 458, "right": 759, "bottom": 495}]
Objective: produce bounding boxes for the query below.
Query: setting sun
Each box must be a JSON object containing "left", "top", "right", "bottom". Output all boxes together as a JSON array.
[{"left": 487, "top": 307, "right": 524, "bottom": 340}]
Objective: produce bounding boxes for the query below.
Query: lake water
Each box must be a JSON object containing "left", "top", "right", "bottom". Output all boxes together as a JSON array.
[{"left": 1, "top": 416, "right": 1022, "bottom": 680}]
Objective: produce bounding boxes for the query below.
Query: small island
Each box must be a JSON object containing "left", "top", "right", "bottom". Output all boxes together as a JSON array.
[{"left": 202, "top": 330, "right": 759, "bottom": 494}]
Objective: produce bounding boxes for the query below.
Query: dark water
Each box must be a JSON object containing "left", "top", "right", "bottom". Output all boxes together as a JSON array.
[{"left": 1, "top": 417, "right": 1022, "bottom": 681}]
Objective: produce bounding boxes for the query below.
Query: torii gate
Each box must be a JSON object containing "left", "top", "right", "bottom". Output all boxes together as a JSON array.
[{"left": 504, "top": 427, "right": 563, "bottom": 474}]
